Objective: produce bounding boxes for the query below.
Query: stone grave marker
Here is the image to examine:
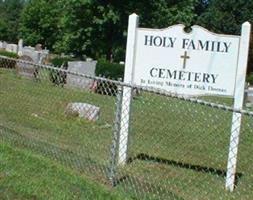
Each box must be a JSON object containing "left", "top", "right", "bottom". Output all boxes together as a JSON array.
[
  {"left": 66, "top": 60, "right": 97, "bottom": 89},
  {"left": 6, "top": 44, "right": 18, "bottom": 53},
  {"left": 22, "top": 46, "right": 49, "bottom": 64},
  {"left": 0, "top": 41, "right": 4, "bottom": 50},
  {"left": 2, "top": 42, "right": 7, "bottom": 50},
  {"left": 16, "top": 55, "right": 38, "bottom": 79},
  {"left": 18, "top": 39, "right": 23, "bottom": 56},
  {"left": 35, "top": 44, "right": 43, "bottom": 51},
  {"left": 22, "top": 47, "right": 40, "bottom": 63},
  {"left": 245, "top": 86, "right": 253, "bottom": 107},
  {"left": 65, "top": 102, "right": 100, "bottom": 121}
]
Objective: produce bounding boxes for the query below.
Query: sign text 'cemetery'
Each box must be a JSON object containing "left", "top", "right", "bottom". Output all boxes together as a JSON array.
[{"left": 119, "top": 13, "right": 251, "bottom": 193}]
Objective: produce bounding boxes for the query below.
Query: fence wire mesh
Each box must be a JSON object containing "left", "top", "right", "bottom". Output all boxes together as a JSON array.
[{"left": 0, "top": 55, "right": 253, "bottom": 200}]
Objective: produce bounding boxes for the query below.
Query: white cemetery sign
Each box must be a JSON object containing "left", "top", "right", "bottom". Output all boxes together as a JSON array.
[{"left": 119, "top": 14, "right": 251, "bottom": 192}]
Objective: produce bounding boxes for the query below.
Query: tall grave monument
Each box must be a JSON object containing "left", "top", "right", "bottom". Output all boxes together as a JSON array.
[{"left": 119, "top": 13, "right": 251, "bottom": 192}]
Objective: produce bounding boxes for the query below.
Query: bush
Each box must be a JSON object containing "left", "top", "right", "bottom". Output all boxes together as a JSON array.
[
  {"left": 0, "top": 50, "right": 19, "bottom": 68},
  {"left": 246, "top": 73, "right": 253, "bottom": 85},
  {"left": 49, "top": 57, "right": 74, "bottom": 86},
  {"left": 51, "top": 57, "right": 74, "bottom": 67},
  {"left": 95, "top": 60, "right": 124, "bottom": 95},
  {"left": 95, "top": 59, "right": 124, "bottom": 79},
  {"left": 112, "top": 47, "right": 125, "bottom": 63}
]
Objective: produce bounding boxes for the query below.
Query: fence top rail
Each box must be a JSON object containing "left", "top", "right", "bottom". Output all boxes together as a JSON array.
[{"left": 1, "top": 55, "right": 253, "bottom": 117}]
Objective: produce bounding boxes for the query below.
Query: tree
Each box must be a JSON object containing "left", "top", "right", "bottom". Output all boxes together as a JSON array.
[
  {"left": 19, "top": 0, "right": 198, "bottom": 61},
  {"left": 196, "top": 0, "right": 253, "bottom": 34},
  {"left": 196, "top": 0, "right": 253, "bottom": 72},
  {"left": 129, "top": 0, "right": 198, "bottom": 28},
  {"left": 54, "top": 0, "right": 198, "bottom": 60},
  {"left": 53, "top": 0, "right": 94, "bottom": 58},
  {"left": 19, "top": 0, "right": 60, "bottom": 49},
  {"left": 0, "top": 0, "right": 25, "bottom": 42}
]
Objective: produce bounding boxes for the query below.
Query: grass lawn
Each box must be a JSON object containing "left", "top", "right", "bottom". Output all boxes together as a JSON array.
[
  {"left": 0, "top": 67, "right": 253, "bottom": 199},
  {"left": 0, "top": 143, "right": 129, "bottom": 200}
]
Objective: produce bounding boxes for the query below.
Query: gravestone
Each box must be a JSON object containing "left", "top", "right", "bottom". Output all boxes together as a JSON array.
[
  {"left": 0, "top": 41, "right": 4, "bottom": 50},
  {"left": 6, "top": 44, "right": 18, "bottom": 53},
  {"left": 35, "top": 44, "right": 43, "bottom": 51},
  {"left": 16, "top": 55, "right": 38, "bottom": 79},
  {"left": 66, "top": 60, "right": 97, "bottom": 89},
  {"left": 18, "top": 39, "right": 23, "bottom": 56},
  {"left": 2, "top": 42, "right": 7, "bottom": 50},
  {"left": 38, "top": 49, "right": 49, "bottom": 64},
  {"left": 22, "top": 46, "right": 49, "bottom": 64},
  {"left": 86, "top": 57, "right": 93, "bottom": 62},
  {"left": 245, "top": 86, "right": 253, "bottom": 107},
  {"left": 0, "top": 41, "right": 7, "bottom": 50},
  {"left": 22, "top": 47, "right": 40, "bottom": 63},
  {"left": 65, "top": 102, "right": 100, "bottom": 121}
]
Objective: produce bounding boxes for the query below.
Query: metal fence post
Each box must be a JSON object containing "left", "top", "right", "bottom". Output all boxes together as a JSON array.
[{"left": 110, "top": 80, "right": 123, "bottom": 187}]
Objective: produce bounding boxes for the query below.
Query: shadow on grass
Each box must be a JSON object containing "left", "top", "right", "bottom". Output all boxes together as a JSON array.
[
  {"left": 127, "top": 153, "right": 243, "bottom": 185},
  {"left": 113, "top": 152, "right": 245, "bottom": 199}
]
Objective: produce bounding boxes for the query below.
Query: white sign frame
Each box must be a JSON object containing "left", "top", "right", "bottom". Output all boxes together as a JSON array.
[{"left": 119, "top": 13, "right": 251, "bottom": 192}]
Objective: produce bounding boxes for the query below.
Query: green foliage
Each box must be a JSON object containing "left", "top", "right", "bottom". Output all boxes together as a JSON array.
[
  {"left": 51, "top": 56, "right": 74, "bottom": 68},
  {"left": 1, "top": 68, "right": 253, "bottom": 199},
  {"left": 0, "top": 50, "right": 19, "bottom": 59},
  {"left": 95, "top": 59, "right": 124, "bottom": 96},
  {"left": 38, "top": 0, "right": 200, "bottom": 62},
  {"left": 95, "top": 59, "right": 124, "bottom": 79},
  {"left": 17, "top": 0, "right": 253, "bottom": 70},
  {"left": 49, "top": 56, "right": 74, "bottom": 86},
  {"left": 19, "top": 0, "right": 60, "bottom": 49},
  {"left": 0, "top": 18, "right": 8, "bottom": 40},
  {"left": 53, "top": 0, "right": 94, "bottom": 58},
  {"left": 0, "top": 0, "right": 25, "bottom": 42},
  {"left": 112, "top": 47, "right": 125, "bottom": 63},
  {"left": 131, "top": 0, "right": 198, "bottom": 28},
  {"left": 246, "top": 73, "right": 253, "bottom": 85},
  {"left": 196, "top": 0, "right": 253, "bottom": 34},
  {"left": 0, "top": 144, "right": 128, "bottom": 200}
]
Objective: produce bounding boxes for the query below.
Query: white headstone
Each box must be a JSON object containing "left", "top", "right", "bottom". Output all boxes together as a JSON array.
[
  {"left": 22, "top": 47, "right": 39, "bottom": 63},
  {"left": 6, "top": 44, "right": 18, "bottom": 53},
  {"left": 22, "top": 46, "right": 49, "bottom": 64},
  {"left": 0, "top": 41, "right": 3, "bottom": 49},
  {"left": 2, "top": 42, "right": 7, "bottom": 50},
  {"left": 66, "top": 61, "right": 97, "bottom": 89},
  {"left": 35, "top": 44, "right": 43, "bottom": 51},
  {"left": 16, "top": 55, "right": 38, "bottom": 79},
  {"left": 18, "top": 39, "right": 23, "bottom": 56},
  {"left": 246, "top": 87, "right": 253, "bottom": 103},
  {"left": 86, "top": 58, "right": 93, "bottom": 62}
]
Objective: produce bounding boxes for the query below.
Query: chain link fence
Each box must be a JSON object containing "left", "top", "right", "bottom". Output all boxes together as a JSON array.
[{"left": 0, "top": 55, "right": 253, "bottom": 199}]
